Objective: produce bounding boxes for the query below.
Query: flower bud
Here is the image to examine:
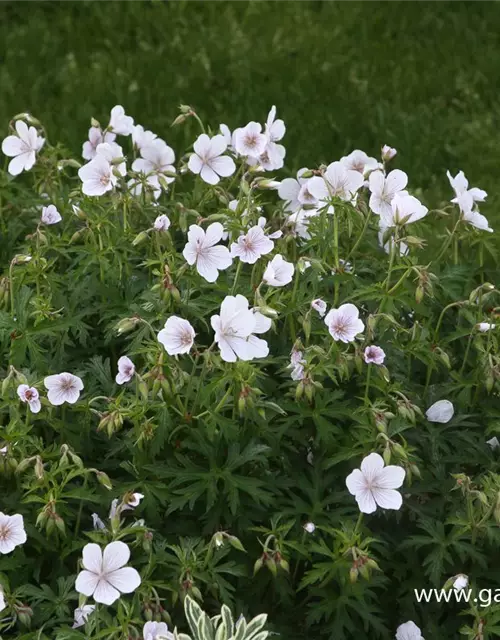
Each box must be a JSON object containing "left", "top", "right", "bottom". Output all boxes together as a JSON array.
[
  {"left": 349, "top": 567, "right": 359, "bottom": 583},
  {"left": 132, "top": 231, "right": 150, "bottom": 246},
  {"left": 11, "top": 254, "right": 32, "bottom": 266},
  {"left": 114, "top": 317, "right": 140, "bottom": 336},
  {"left": 95, "top": 471, "right": 113, "bottom": 490}
]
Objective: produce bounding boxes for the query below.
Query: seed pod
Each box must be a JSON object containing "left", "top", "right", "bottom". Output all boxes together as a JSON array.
[
  {"left": 415, "top": 285, "right": 424, "bottom": 304},
  {"left": 253, "top": 557, "right": 263, "bottom": 575},
  {"left": 349, "top": 567, "right": 359, "bottom": 583},
  {"left": 383, "top": 444, "right": 391, "bottom": 466}
]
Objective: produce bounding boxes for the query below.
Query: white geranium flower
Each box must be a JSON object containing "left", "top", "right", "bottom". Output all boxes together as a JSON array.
[
  {"left": 477, "top": 322, "right": 495, "bottom": 332},
  {"left": 382, "top": 145, "right": 397, "bottom": 162},
  {"left": 132, "top": 139, "right": 176, "bottom": 191},
  {"left": 381, "top": 191, "right": 428, "bottom": 227},
  {"left": 257, "top": 216, "right": 282, "bottom": 239},
  {"left": 158, "top": 316, "right": 195, "bottom": 356},
  {"left": 78, "top": 155, "right": 116, "bottom": 196},
  {"left": 2, "top": 120, "right": 45, "bottom": 176},
  {"left": 340, "top": 149, "right": 379, "bottom": 176},
  {"left": 41, "top": 205, "right": 62, "bottom": 225},
  {"left": 0, "top": 512, "right": 27, "bottom": 554},
  {"left": 188, "top": 133, "right": 235, "bottom": 185},
  {"left": 17, "top": 384, "right": 41, "bottom": 413},
  {"left": 324, "top": 303, "right": 364, "bottom": 343},
  {"left": 95, "top": 142, "right": 126, "bottom": 176},
  {"left": 346, "top": 452, "right": 405, "bottom": 514},
  {"left": 289, "top": 349, "right": 306, "bottom": 381},
  {"left": 234, "top": 122, "right": 267, "bottom": 158},
  {"left": 211, "top": 295, "right": 270, "bottom": 363},
  {"left": 308, "top": 161, "right": 364, "bottom": 204},
  {"left": 311, "top": 299, "right": 327, "bottom": 317},
  {"left": 453, "top": 574, "right": 469, "bottom": 591},
  {"left": 263, "top": 254, "right": 294, "bottom": 287},
  {"left": 75, "top": 541, "right": 141, "bottom": 605},
  {"left": 82, "top": 126, "right": 116, "bottom": 161},
  {"left": 0, "top": 586, "right": 5, "bottom": 613},
  {"left": 182, "top": 223, "right": 232, "bottom": 282},
  {"left": 219, "top": 123, "right": 233, "bottom": 148},
  {"left": 278, "top": 168, "right": 316, "bottom": 212},
  {"left": 265, "top": 105, "right": 285, "bottom": 143},
  {"left": 230, "top": 226, "right": 274, "bottom": 264},
  {"left": 115, "top": 356, "right": 135, "bottom": 385},
  {"left": 425, "top": 399, "right": 454, "bottom": 423},
  {"left": 364, "top": 345, "right": 386, "bottom": 365},
  {"left": 463, "top": 209, "right": 493, "bottom": 233},
  {"left": 44, "top": 372, "right": 84, "bottom": 406},
  {"left": 487, "top": 436, "right": 500, "bottom": 450},
  {"left": 122, "top": 492, "right": 145, "bottom": 512},
  {"left": 108, "top": 105, "right": 134, "bottom": 136},
  {"left": 368, "top": 169, "right": 408, "bottom": 217},
  {"left": 132, "top": 125, "right": 157, "bottom": 151},
  {"left": 143, "top": 621, "right": 174, "bottom": 640},
  {"left": 378, "top": 224, "right": 409, "bottom": 256},
  {"left": 154, "top": 214, "right": 171, "bottom": 232},
  {"left": 447, "top": 170, "right": 487, "bottom": 214},
  {"left": 92, "top": 513, "right": 106, "bottom": 530},
  {"left": 303, "top": 522, "right": 316, "bottom": 533},
  {"left": 72, "top": 605, "right": 96, "bottom": 628},
  {"left": 286, "top": 208, "right": 319, "bottom": 240},
  {"left": 396, "top": 621, "right": 424, "bottom": 640}
]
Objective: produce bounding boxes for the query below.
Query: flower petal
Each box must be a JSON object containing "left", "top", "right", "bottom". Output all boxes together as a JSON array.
[
  {"left": 106, "top": 567, "right": 141, "bottom": 594},
  {"left": 102, "top": 541, "right": 130, "bottom": 573}
]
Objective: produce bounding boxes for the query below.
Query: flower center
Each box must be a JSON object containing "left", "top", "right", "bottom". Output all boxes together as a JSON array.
[
  {"left": 244, "top": 134, "right": 259, "bottom": 150},
  {"left": 62, "top": 379, "right": 75, "bottom": 392},
  {"left": 0, "top": 524, "right": 11, "bottom": 541},
  {"left": 100, "top": 173, "right": 111, "bottom": 186}
]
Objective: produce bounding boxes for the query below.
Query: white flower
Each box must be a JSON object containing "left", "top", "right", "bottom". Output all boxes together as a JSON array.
[
  {"left": 265, "top": 105, "right": 285, "bottom": 143},
  {"left": 188, "top": 133, "right": 235, "bottom": 185},
  {"left": 108, "top": 105, "right": 134, "bottom": 136},
  {"left": 78, "top": 155, "right": 116, "bottom": 197},
  {"left": 288, "top": 349, "right": 306, "bottom": 381},
  {"left": 132, "top": 125, "right": 157, "bottom": 151},
  {"left": 211, "top": 295, "right": 270, "bottom": 363},
  {"left": 257, "top": 216, "right": 282, "bottom": 239},
  {"left": 143, "top": 621, "right": 174, "bottom": 640},
  {"left": 72, "top": 605, "right": 96, "bottom": 629},
  {"left": 278, "top": 168, "right": 317, "bottom": 212},
  {"left": 0, "top": 586, "right": 5, "bottom": 613},
  {"left": 0, "top": 512, "right": 27, "bottom": 554},
  {"left": 75, "top": 541, "right": 141, "bottom": 605},
  {"left": 487, "top": 436, "right": 500, "bottom": 450},
  {"left": 364, "top": 345, "right": 386, "bottom": 365},
  {"left": 92, "top": 513, "right": 106, "bottom": 530},
  {"left": 2, "top": 120, "right": 45, "bottom": 176},
  {"left": 219, "top": 123, "right": 233, "bottom": 148},
  {"left": 17, "top": 384, "right": 41, "bottom": 413},
  {"left": 308, "top": 161, "right": 364, "bottom": 204},
  {"left": 477, "top": 322, "right": 495, "bottom": 332},
  {"left": 44, "top": 372, "right": 84, "bottom": 406},
  {"left": 346, "top": 452, "right": 405, "bottom": 514},
  {"left": 182, "top": 223, "right": 232, "bottom": 282},
  {"left": 132, "top": 139, "right": 176, "bottom": 192},
  {"left": 116, "top": 356, "right": 135, "bottom": 385},
  {"left": 286, "top": 208, "right": 319, "bottom": 240},
  {"left": 263, "top": 254, "right": 294, "bottom": 287},
  {"left": 41, "top": 205, "right": 62, "bottom": 225},
  {"left": 324, "top": 304, "right": 364, "bottom": 343},
  {"left": 234, "top": 122, "right": 267, "bottom": 157},
  {"left": 463, "top": 209, "right": 493, "bottom": 233},
  {"left": 382, "top": 145, "right": 397, "bottom": 162},
  {"left": 425, "top": 399, "right": 454, "bottom": 423},
  {"left": 381, "top": 192, "right": 428, "bottom": 227},
  {"left": 396, "top": 621, "right": 424, "bottom": 640},
  {"left": 122, "top": 492, "right": 145, "bottom": 512},
  {"left": 340, "top": 149, "right": 379, "bottom": 176},
  {"left": 311, "top": 299, "right": 327, "bottom": 317},
  {"left": 158, "top": 317, "right": 195, "bottom": 355},
  {"left": 378, "top": 224, "right": 409, "bottom": 256},
  {"left": 368, "top": 169, "right": 408, "bottom": 217},
  {"left": 453, "top": 574, "right": 469, "bottom": 591},
  {"left": 95, "top": 142, "right": 126, "bottom": 176},
  {"left": 82, "top": 126, "right": 116, "bottom": 160},
  {"left": 230, "top": 226, "right": 274, "bottom": 264},
  {"left": 303, "top": 522, "right": 316, "bottom": 533},
  {"left": 447, "top": 170, "right": 487, "bottom": 214},
  {"left": 154, "top": 214, "right": 171, "bottom": 232}
]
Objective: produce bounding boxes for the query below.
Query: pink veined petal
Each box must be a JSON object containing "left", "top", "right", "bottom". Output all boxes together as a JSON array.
[
  {"left": 15, "top": 120, "right": 30, "bottom": 143},
  {"left": 206, "top": 245, "right": 232, "bottom": 270},
  {"left": 200, "top": 163, "right": 219, "bottom": 185},
  {"left": 93, "top": 579, "right": 121, "bottom": 605},
  {"left": 29, "top": 398, "right": 41, "bottom": 413},
  {"left": 82, "top": 543, "right": 103, "bottom": 573},
  {"left": 345, "top": 469, "right": 367, "bottom": 496},
  {"left": 337, "top": 303, "right": 360, "bottom": 321},
  {"left": 188, "top": 154, "right": 203, "bottom": 175},
  {"left": 106, "top": 567, "right": 141, "bottom": 593},
  {"left": 360, "top": 453, "right": 385, "bottom": 484},
  {"left": 246, "top": 335, "right": 269, "bottom": 359},
  {"left": 64, "top": 387, "right": 81, "bottom": 404},
  {"left": 102, "top": 541, "right": 130, "bottom": 573},
  {"left": 356, "top": 489, "right": 378, "bottom": 514},
  {"left": 193, "top": 134, "right": 212, "bottom": 157},
  {"left": 75, "top": 570, "right": 99, "bottom": 597},
  {"left": 385, "top": 169, "right": 408, "bottom": 195},
  {"left": 307, "top": 176, "right": 329, "bottom": 202},
  {"left": 182, "top": 243, "right": 198, "bottom": 266},
  {"left": 210, "top": 155, "right": 235, "bottom": 178},
  {"left": 371, "top": 487, "right": 403, "bottom": 510},
  {"left": 196, "top": 254, "right": 219, "bottom": 282},
  {"left": 225, "top": 335, "right": 256, "bottom": 361},
  {"left": 1, "top": 135, "right": 24, "bottom": 157},
  {"left": 8, "top": 153, "right": 32, "bottom": 176},
  {"left": 204, "top": 222, "right": 225, "bottom": 246},
  {"left": 217, "top": 335, "right": 237, "bottom": 363},
  {"left": 377, "top": 465, "right": 406, "bottom": 489},
  {"left": 47, "top": 387, "right": 69, "bottom": 406},
  {"left": 368, "top": 170, "right": 385, "bottom": 195},
  {"left": 207, "top": 134, "right": 228, "bottom": 158}
]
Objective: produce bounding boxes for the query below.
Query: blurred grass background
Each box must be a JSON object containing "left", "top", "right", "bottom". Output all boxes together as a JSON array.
[{"left": 0, "top": 1, "right": 499, "bottom": 212}]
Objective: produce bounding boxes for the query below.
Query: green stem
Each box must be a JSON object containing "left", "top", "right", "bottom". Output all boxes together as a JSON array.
[
  {"left": 231, "top": 261, "right": 242, "bottom": 295},
  {"left": 346, "top": 209, "right": 372, "bottom": 262},
  {"left": 364, "top": 364, "right": 372, "bottom": 405}
]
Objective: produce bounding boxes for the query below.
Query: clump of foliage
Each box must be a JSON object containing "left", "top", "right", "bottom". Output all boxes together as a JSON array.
[{"left": 0, "top": 104, "right": 499, "bottom": 640}]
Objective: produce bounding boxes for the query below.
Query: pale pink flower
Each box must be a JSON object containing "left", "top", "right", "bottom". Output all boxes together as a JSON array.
[
  {"left": 95, "top": 141, "right": 126, "bottom": 176},
  {"left": 75, "top": 541, "right": 141, "bottom": 605},
  {"left": 286, "top": 208, "right": 319, "bottom": 240},
  {"left": 234, "top": 122, "right": 267, "bottom": 158},
  {"left": 188, "top": 134, "right": 235, "bottom": 185},
  {"left": 368, "top": 169, "right": 408, "bottom": 217},
  {"left": 132, "top": 125, "right": 157, "bottom": 151},
  {"left": 381, "top": 192, "right": 428, "bottom": 227},
  {"left": 346, "top": 453, "right": 405, "bottom": 514},
  {"left": 425, "top": 400, "right": 454, "bottom": 424},
  {"left": 82, "top": 126, "right": 116, "bottom": 161},
  {"left": 115, "top": 356, "right": 135, "bottom": 385},
  {"left": 396, "top": 621, "right": 424, "bottom": 640},
  {"left": 278, "top": 168, "right": 317, "bottom": 212},
  {"left": 143, "top": 621, "right": 174, "bottom": 640},
  {"left": 132, "top": 139, "right": 176, "bottom": 192},
  {"left": 41, "top": 205, "right": 62, "bottom": 225},
  {"left": 324, "top": 304, "right": 364, "bottom": 343},
  {"left": 230, "top": 226, "right": 274, "bottom": 264},
  {"left": 158, "top": 316, "right": 195, "bottom": 355},
  {"left": 311, "top": 299, "right": 327, "bottom": 317},
  {"left": 364, "top": 345, "right": 386, "bottom": 365},
  {"left": 2, "top": 120, "right": 45, "bottom": 176},
  {"left": 154, "top": 214, "right": 171, "bottom": 232},
  {"left": 0, "top": 512, "right": 27, "bottom": 554},
  {"left": 17, "top": 384, "right": 41, "bottom": 413},
  {"left": 263, "top": 254, "right": 294, "bottom": 287},
  {"left": 308, "top": 161, "right": 364, "bottom": 204},
  {"left": 447, "top": 170, "right": 487, "bottom": 215},
  {"left": 44, "top": 372, "right": 84, "bottom": 406},
  {"left": 108, "top": 105, "right": 134, "bottom": 136},
  {"left": 182, "top": 223, "right": 232, "bottom": 282},
  {"left": 78, "top": 155, "right": 116, "bottom": 196},
  {"left": 303, "top": 522, "right": 316, "bottom": 533},
  {"left": 382, "top": 145, "right": 397, "bottom": 162},
  {"left": 340, "top": 149, "right": 379, "bottom": 175},
  {"left": 72, "top": 605, "right": 96, "bottom": 629},
  {"left": 288, "top": 349, "right": 306, "bottom": 381}
]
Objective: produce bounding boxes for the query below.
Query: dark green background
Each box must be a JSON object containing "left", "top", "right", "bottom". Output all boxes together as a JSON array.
[{"left": 1, "top": 1, "right": 499, "bottom": 210}]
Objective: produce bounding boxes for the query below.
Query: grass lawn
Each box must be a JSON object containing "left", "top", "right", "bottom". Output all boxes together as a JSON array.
[{"left": 1, "top": 1, "right": 499, "bottom": 215}]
